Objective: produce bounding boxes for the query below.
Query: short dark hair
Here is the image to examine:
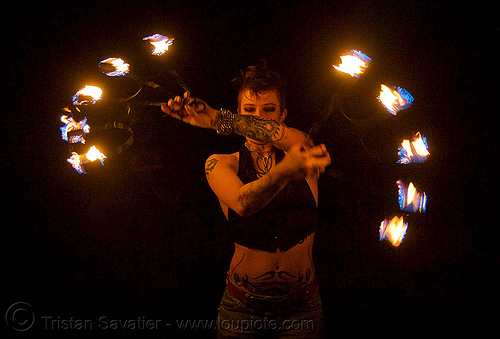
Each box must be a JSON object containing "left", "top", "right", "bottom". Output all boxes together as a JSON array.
[{"left": 233, "top": 60, "right": 286, "bottom": 112}]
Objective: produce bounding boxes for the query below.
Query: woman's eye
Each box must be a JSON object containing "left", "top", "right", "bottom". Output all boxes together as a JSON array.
[
  {"left": 263, "top": 107, "right": 276, "bottom": 112},
  {"left": 243, "top": 107, "right": 256, "bottom": 113}
]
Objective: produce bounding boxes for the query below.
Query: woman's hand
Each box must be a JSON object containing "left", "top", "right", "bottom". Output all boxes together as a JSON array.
[
  {"left": 280, "top": 143, "right": 331, "bottom": 180},
  {"left": 161, "top": 91, "right": 219, "bottom": 129}
]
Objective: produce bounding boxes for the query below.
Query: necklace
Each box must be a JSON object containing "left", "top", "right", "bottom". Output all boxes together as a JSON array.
[{"left": 245, "top": 142, "right": 275, "bottom": 176}]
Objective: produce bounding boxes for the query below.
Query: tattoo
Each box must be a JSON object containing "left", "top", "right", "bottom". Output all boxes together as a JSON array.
[
  {"left": 205, "top": 158, "right": 218, "bottom": 177},
  {"left": 237, "top": 173, "right": 283, "bottom": 213},
  {"left": 230, "top": 253, "right": 245, "bottom": 278},
  {"left": 211, "top": 110, "right": 222, "bottom": 129},
  {"left": 233, "top": 268, "right": 312, "bottom": 295},
  {"left": 233, "top": 115, "right": 285, "bottom": 142}
]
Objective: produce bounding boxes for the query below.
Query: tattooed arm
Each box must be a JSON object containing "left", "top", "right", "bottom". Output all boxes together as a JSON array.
[
  {"left": 227, "top": 114, "right": 310, "bottom": 152},
  {"left": 205, "top": 144, "right": 330, "bottom": 218},
  {"left": 161, "top": 92, "right": 310, "bottom": 151},
  {"left": 205, "top": 154, "right": 292, "bottom": 218}
]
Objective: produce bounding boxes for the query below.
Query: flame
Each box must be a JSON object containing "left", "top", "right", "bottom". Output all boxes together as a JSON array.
[
  {"left": 333, "top": 50, "right": 372, "bottom": 78},
  {"left": 397, "top": 180, "right": 427, "bottom": 212},
  {"left": 406, "top": 182, "right": 416, "bottom": 205},
  {"left": 67, "top": 152, "right": 85, "bottom": 174},
  {"left": 412, "top": 133, "right": 430, "bottom": 157},
  {"left": 72, "top": 86, "right": 103, "bottom": 106},
  {"left": 397, "top": 132, "right": 430, "bottom": 164},
  {"left": 143, "top": 34, "right": 174, "bottom": 56},
  {"left": 378, "top": 85, "right": 414, "bottom": 115},
  {"left": 67, "top": 146, "right": 106, "bottom": 174},
  {"left": 60, "top": 115, "right": 90, "bottom": 144},
  {"left": 99, "top": 57, "right": 130, "bottom": 77},
  {"left": 85, "top": 146, "right": 106, "bottom": 164},
  {"left": 401, "top": 139, "right": 413, "bottom": 158},
  {"left": 379, "top": 216, "right": 408, "bottom": 247}
]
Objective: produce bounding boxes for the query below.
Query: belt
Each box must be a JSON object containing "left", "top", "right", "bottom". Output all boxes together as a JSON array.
[{"left": 226, "top": 279, "right": 318, "bottom": 314}]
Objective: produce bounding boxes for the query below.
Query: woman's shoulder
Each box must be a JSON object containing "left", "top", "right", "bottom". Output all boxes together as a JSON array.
[{"left": 206, "top": 152, "right": 239, "bottom": 171}]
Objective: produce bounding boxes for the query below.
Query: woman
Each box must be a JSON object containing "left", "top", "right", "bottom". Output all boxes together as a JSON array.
[{"left": 162, "top": 62, "right": 330, "bottom": 338}]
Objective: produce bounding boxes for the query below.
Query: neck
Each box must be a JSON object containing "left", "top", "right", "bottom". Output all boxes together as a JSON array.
[{"left": 245, "top": 139, "right": 274, "bottom": 154}]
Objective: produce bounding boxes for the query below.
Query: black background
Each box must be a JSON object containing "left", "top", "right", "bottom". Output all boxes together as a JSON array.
[{"left": 3, "top": 0, "right": 496, "bottom": 337}]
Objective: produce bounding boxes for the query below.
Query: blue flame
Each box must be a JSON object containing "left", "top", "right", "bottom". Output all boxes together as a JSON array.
[
  {"left": 351, "top": 50, "right": 372, "bottom": 65},
  {"left": 67, "top": 152, "right": 85, "bottom": 174},
  {"left": 397, "top": 133, "right": 429, "bottom": 164},
  {"left": 379, "top": 85, "right": 414, "bottom": 115},
  {"left": 395, "top": 86, "right": 414, "bottom": 111},
  {"left": 379, "top": 216, "right": 408, "bottom": 247},
  {"left": 397, "top": 180, "right": 427, "bottom": 213},
  {"left": 99, "top": 58, "right": 130, "bottom": 77},
  {"left": 143, "top": 34, "right": 174, "bottom": 56},
  {"left": 60, "top": 116, "right": 90, "bottom": 144}
]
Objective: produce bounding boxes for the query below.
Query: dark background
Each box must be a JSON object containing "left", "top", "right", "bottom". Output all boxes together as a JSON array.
[{"left": 3, "top": 0, "right": 496, "bottom": 337}]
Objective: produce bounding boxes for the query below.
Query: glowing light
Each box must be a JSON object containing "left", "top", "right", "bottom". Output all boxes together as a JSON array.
[
  {"left": 143, "top": 34, "right": 174, "bottom": 56},
  {"left": 67, "top": 146, "right": 106, "bottom": 174},
  {"left": 333, "top": 50, "right": 372, "bottom": 78},
  {"left": 378, "top": 85, "right": 414, "bottom": 115},
  {"left": 85, "top": 146, "right": 106, "bottom": 164},
  {"left": 379, "top": 216, "right": 408, "bottom": 247},
  {"left": 412, "top": 133, "right": 430, "bottom": 157},
  {"left": 398, "top": 132, "right": 430, "bottom": 164},
  {"left": 67, "top": 152, "right": 86, "bottom": 174},
  {"left": 397, "top": 180, "right": 427, "bottom": 213},
  {"left": 99, "top": 57, "right": 130, "bottom": 77},
  {"left": 72, "top": 86, "right": 103, "bottom": 106},
  {"left": 60, "top": 115, "right": 90, "bottom": 144}
]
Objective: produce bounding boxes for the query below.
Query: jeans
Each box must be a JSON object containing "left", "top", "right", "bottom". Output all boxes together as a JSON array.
[{"left": 217, "top": 284, "right": 324, "bottom": 338}]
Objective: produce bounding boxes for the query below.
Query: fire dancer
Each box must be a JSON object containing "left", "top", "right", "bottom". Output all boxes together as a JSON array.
[{"left": 162, "top": 61, "right": 330, "bottom": 338}]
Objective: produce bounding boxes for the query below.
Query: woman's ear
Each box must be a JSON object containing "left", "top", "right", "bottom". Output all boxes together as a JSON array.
[{"left": 280, "top": 108, "right": 288, "bottom": 122}]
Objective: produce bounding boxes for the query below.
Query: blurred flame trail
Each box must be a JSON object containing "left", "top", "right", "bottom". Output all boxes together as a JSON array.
[
  {"left": 398, "top": 132, "right": 430, "bottom": 164},
  {"left": 99, "top": 58, "right": 130, "bottom": 77},
  {"left": 60, "top": 115, "right": 90, "bottom": 144},
  {"left": 397, "top": 180, "right": 427, "bottom": 212},
  {"left": 67, "top": 146, "right": 106, "bottom": 174},
  {"left": 379, "top": 216, "right": 408, "bottom": 247},
  {"left": 143, "top": 34, "right": 174, "bottom": 56},
  {"left": 333, "top": 50, "right": 372, "bottom": 78},
  {"left": 72, "top": 86, "right": 103, "bottom": 105},
  {"left": 378, "top": 85, "right": 413, "bottom": 115}
]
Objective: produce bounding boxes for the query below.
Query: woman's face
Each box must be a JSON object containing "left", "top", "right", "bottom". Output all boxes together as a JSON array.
[{"left": 238, "top": 89, "right": 287, "bottom": 122}]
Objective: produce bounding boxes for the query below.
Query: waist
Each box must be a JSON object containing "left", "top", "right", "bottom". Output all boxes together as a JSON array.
[{"left": 226, "top": 278, "right": 318, "bottom": 314}]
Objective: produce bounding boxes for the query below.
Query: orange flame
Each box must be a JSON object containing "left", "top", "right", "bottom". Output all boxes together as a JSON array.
[
  {"left": 72, "top": 85, "right": 102, "bottom": 105},
  {"left": 398, "top": 132, "right": 430, "bottom": 164},
  {"left": 412, "top": 132, "right": 430, "bottom": 157},
  {"left": 99, "top": 58, "right": 130, "bottom": 77},
  {"left": 378, "top": 85, "right": 402, "bottom": 113},
  {"left": 379, "top": 216, "right": 408, "bottom": 247},
  {"left": 143, "top": 34, "right": 174, "bottom": 56},
  {"left": 377, "top": 84, "right": 414, "bottom": 115},
  {"left": 67, "top": 146, "right": 106, "bottom": 174},
  {"left": 333, "top": 50, "right": 371, "bottom": 78},
  {"left": 85, "top": 146, "right": 106, "bottom": 164},
  {"left": 397, "top": 180, "right": 427, "bottom": 213}
]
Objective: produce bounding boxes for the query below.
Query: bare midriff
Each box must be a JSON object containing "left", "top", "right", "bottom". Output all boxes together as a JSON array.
[{"left": 228, "top": 233, "right": 315, "bottom": 296}]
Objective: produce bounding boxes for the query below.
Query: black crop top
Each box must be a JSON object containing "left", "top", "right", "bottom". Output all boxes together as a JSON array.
[{"left": 227, "top": 147, "right": 317, "bottom": 252}]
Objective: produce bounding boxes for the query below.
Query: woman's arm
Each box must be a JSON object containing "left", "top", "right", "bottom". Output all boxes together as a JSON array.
[
  {"left": 206, "top": 154, "right": 291, "bottom": 217},
  {"left": 228, "top": 113, "right": 310, "bottom": 151},
  {"left": 206, "top": 144, "right": 330, "bottom": 217},
  {"left": 161, "top": 92, "right": 311, "bottom": 151}
]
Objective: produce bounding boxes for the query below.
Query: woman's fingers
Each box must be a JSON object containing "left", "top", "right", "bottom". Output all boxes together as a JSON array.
[
  {"left": 306, "top": 144, "right": 331, "bottom": 174},
  {"left": 307, "top": 144, "right": 328, "bottom": 157}
]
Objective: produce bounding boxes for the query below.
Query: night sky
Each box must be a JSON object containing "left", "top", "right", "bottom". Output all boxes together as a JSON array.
[{"left": 3, "top": 0, "right": 496, "bottom": 337}]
